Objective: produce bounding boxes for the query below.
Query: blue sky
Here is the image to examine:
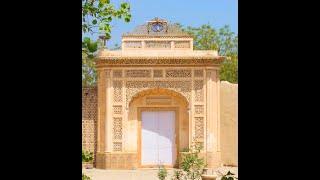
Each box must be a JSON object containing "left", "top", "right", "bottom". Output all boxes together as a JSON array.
[{"left": 84, "top": 0, "right": 238, "bottom": 48}]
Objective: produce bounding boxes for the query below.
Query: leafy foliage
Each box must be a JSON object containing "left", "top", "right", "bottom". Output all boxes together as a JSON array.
[
  {"left": 220, "top": 171, "right": 238, "bottom": 180},
  {"left": 183, "top": 24, "right": 238, "bottom": 83},
  {"left": 158, "top": 165, "right": 168, "bottom": 180},
  {"left": 82, "top": 37, "right": 98, "bottom": 86},
  {"left": 82, "top": 174, "right": 91, "bottom": 180},
  {"left": 82, "top": 0, "right": 131, "bottom": 38},
  {"left": 82, "top": 0, "right": 131, "bottom": 86},
  {"left": 82, "top": 150, "right": 94, "bottom": 163},
  {"left": 171, "top": 169, "right": 184, "bottom": 180},
  {"left": 180, "top": 141, "right": 205, "bottom": 180}
]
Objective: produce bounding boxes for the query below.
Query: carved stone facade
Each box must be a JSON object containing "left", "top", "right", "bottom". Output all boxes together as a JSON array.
[
  {"left": 82, "top": 87, "right": 97, "bottom": 161},
  {"left": 93, "top": 18, "right": 226, "bottom": 169}
]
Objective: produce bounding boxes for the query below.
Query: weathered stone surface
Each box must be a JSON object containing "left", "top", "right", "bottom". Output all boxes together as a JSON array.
[{"left": 220, "top": 81, "right": 238, "bottom": 166}]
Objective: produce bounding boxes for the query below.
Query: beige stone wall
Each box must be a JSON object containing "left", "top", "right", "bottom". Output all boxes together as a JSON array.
[
  {"left": 82, "top": 87, "right": 97, "bottom": 154},
  {"left": 220, "top": 81, "right": 238, "bottom": 166}
]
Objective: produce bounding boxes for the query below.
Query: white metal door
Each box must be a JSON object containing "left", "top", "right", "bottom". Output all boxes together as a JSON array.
[{"left": 141, "top": 111, "right": 176, "bottom": 166}]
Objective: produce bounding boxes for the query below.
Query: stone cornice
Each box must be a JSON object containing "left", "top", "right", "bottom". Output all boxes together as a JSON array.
[
  {"left": 96, "top": 57, "right": 225, "bottom": 68},
  {"left": 122, "top": 35, "right": 193, "bottom": 38}
]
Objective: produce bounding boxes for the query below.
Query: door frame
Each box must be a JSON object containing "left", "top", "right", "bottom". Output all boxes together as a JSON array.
[{"left": 137, "top": 107, "right": 180, "bottom": 168}]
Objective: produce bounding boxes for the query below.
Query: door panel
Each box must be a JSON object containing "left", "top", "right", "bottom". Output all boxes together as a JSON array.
[
  {"left": 141, "top": 112, "right": 158, "bottom": 165},
  {"left": 141, "top": 111, "right": 176, "bottom": 166},
  {"left": 158, "top": 111, "right": 175, "bottom": 165}
]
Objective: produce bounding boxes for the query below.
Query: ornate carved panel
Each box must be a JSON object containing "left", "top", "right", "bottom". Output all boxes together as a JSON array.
[
  {"left": 153, "top": 70, "right": 163, "bottom": 78},
  {"left": 145, "top": 41, "right": 171, "bottom": 49},
  {"left": 146, "top": 96, "right": 172, "bottom": 105},
  {"left": 105, "top": 70, "right": 111, "bottom": 78},
  {"left": 124, "top": 41, "right": 142, "bottom": 48},
  {"left": 113, "top": 142, "right": 122, "bottom": 152},
  {"left": 82, "top": 87, "right": 97, "bottom": 154},
  {"left": 96, "top": 58, "right": 223, "bottom": 66},
  {"left": 194, "top": 70, "right": 204, "bottom": 78},
  {"left": 113, "top": 81, "right": 123, "bottom": 102},
  {"left": 195, "top": 105, "right": 204, "bottom": 115},
  {"left": 195, "top": 117, "right": 204, "bottom": 140},
  {"left": 165, "top": 69, "right": 191, "bottom": 78},
  {"left": 113, "top": 117, "right": 122, "bottom": 140},
  {"left": 175, "top": 41, "right": 190, "bottom": 48},
  {"left": 113, "top": 70, "right": 123, "bottom": 78},
  {"left": 126, "top": 81, "right": 191, "bottom": 107},
  {"left": 125, "top": 70, "right": 151, "bottom": 78},
  {"left": 194, "top": 80, "right": 204, "bottom": 102},
  {"left": 113, "top": 106, "right": 122, "bottom": 114}
]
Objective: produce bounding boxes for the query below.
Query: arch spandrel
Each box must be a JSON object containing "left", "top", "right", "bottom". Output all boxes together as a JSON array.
[
  {"left": 128, "top": 88, "right": 189, "bottom": 108},
  {"left": 125, "top": 81, "right": 192, "bottom": 109}
]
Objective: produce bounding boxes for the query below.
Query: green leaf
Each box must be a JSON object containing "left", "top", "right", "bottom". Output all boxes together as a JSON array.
[{"left": 99, "top": 0, "right": 109, "bottom": 3}]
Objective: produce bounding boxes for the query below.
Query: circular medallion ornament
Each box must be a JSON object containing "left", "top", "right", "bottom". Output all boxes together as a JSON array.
[{"left": 151, "top": 23, "right": 164, "bottom": 32}]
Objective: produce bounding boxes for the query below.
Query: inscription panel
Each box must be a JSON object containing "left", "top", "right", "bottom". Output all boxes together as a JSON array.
[{"left": 146, "top": 96, "right": 172, "bottom": 105}]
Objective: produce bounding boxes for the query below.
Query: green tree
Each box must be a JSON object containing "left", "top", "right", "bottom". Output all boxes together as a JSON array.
[
  {"left": 82, "top": 0, "right": 131, "bottom": 38},
  {"left": 183, "top": 24, "right": 238, "bottom": 83},
  {"left": 82, "top": 37, "right": 98, "bottom": 86},
  {"left": 82, "top": 0, "right": 131, "bottom": 86}
]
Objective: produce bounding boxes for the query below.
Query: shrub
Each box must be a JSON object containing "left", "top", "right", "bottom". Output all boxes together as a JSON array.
[
  {"left": 180, "top": 141, "right": 205, "bottom": 180},
  {"left": 220, "top": 171, "right": 238, "bottom": 180},
  {"left": 158, "top": 165, "right": 168, "bottom": 180},
  {"left": 82, "top": 150, "right": 93, "bottom": 163},
  {"left": 82, "top": 174, "right": 91, "bottom": 180},
  {"left": 171, "top": 169, "right": 184, "bottom": 180}
]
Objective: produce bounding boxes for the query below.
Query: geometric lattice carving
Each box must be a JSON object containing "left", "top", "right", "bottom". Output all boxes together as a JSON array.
[
  {"left": 125, "top": 70, "right": 151, "bottom": 78},
  {"left": 194, "top": 80, "right": 204, "bottom": 102},
  {"left": 82, "top": 87, "right": 97, "bottom": 155},
  {"left": 195, "top": 105, "right": 204, "bottom": 115},
  {"left": 97, "top": 58, "right": 223, "bottom": 66},
  {"left": 113, "top": 117, "right": 122, "bottom": 140},
  {"left": 113, "top": 142, "right": 122, "bottom": 152},
  {"left": 153, "top": 70, "right": 163, "bottom": 78},
  {"left": 124, "top": 41, "right": 142, "bottom": 48},
  {"left": 113, "top": 81, "right": 123, "bottom": 102},
  {"left": 113, "top": 106, "right": 122, "bottom": 114},
  {"left": 145, "top": 41, "right": 171, "bottom": 49},
  {"left": 166, "top": 69, "right": 191, "bottom": 78},
  {"left": 175, "top": 41, "right": 190, "bottom": 48},
  {"left": 113, "top": 70, "right": 123, "bottom": 78},
  {"left": 126, "top": 81, "right": 192, "bottom": 107},
  {"left": 195, "top": 117, "right": 204, "bottom": 139},
  {"left": 105, "top": 70, "right": 111, "bottom": 78},
  {"left": 194, "top": 69, "right": 204, "bottom": 77}
]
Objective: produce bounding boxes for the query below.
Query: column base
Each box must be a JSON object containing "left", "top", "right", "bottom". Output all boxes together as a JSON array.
[{"left": 96, "top": 152, "right": 138, "bottom": 169}]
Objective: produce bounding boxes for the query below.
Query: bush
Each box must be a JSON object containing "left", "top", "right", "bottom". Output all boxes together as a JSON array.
[
  {"left": 82, "top": 174, "right": 91, "bottom": 180},
  {"left": 171, "top": 169, "right": 184, "bottom": 180},
  {"left": 180, "top": 141, "right": 205, "bottom": 180},
  {"left": 158, "top": 165, "right": 168, "bottom": 180},
  {"left": 220, "top": 171, "right": 238, "bottom": 180},
  {"left": 82, "top": 150, "right": 93, "bottom": 163}
]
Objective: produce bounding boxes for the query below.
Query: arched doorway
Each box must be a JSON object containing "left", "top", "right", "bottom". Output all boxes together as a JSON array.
[{"left": 128, "top": 88, "right": 189, "bottom": 168}]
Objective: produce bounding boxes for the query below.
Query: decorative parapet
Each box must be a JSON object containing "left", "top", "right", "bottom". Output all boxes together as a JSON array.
[{"left": 95, "top": 50, "right": 225, "bottom": 68}]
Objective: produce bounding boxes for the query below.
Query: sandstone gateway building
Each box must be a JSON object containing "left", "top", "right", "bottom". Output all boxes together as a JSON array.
[{"left": 82, "top": 18, "right": 238, "bottom": 169}]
